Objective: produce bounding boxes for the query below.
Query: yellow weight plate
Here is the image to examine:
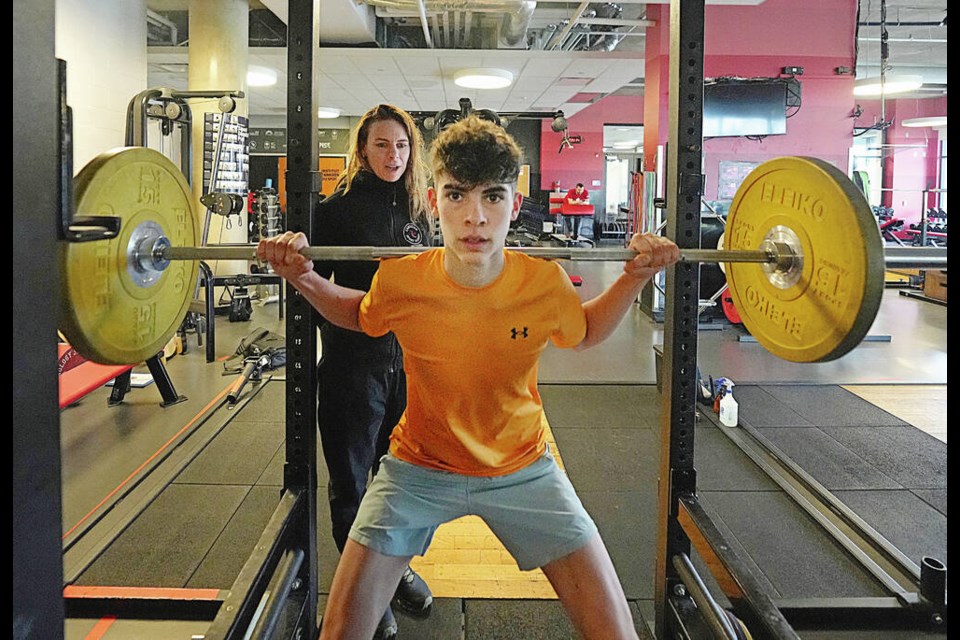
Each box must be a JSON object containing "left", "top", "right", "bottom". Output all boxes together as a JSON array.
[
  {"left": 59, "top": 147, "right": 199, "bottom": 364},
  {"left": 725, "top": 157, "right": 884, "bottom": 362}
]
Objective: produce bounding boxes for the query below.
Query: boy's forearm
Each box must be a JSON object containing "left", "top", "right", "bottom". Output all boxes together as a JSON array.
[
  {"left": 577, "top": 273, "right": 649, "bottom": 349},
  {"left": 287, "top": 270, "right": 365, "bottom": 332}
]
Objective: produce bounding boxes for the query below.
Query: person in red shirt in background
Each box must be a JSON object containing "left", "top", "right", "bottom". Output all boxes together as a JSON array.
[
  {"left": 565, "top": 182, "right": 589, "bottom": 204},
  {"left": 563, "top": 183, "right": 590, "bottom": 239}
]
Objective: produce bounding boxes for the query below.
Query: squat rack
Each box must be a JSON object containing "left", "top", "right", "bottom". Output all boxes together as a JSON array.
[
  {"left": 655, "top": 2, "right": 945, "bottom": 639},
  {"left": 13, "top": 1, "right": 947, "bottom": 639}
]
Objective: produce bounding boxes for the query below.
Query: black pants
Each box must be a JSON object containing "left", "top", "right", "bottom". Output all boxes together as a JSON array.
[{"left": 317, "top": 363, "right": 407, "bottom": 552}]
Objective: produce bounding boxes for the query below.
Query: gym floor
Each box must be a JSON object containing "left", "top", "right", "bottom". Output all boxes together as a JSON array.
[{"left": 59, "top": 259, "right": 947, "bottom": 639}]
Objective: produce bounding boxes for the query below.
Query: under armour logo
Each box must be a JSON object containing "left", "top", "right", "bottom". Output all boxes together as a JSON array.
[{"left": 511, "top": 327, "right": 529, "bottom": 339}]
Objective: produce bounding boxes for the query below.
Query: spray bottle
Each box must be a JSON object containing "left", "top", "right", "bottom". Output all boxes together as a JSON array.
[{"left": 719, "top": 380, "right": 738, "bottom": 427}]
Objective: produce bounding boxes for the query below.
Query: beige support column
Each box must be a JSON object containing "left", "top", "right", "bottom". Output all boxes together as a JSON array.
[{"left": 189, "top": 0, "right": 249, "bottom": 276}]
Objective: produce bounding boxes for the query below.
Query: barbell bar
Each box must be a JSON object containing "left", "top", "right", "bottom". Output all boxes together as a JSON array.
[
  {"left": 159, "top": 243, "right": 945, "bottom": 269},
  {"left": 59, "top": 148, "right": 947, "bottom": 366},
  {"left": 161, "top": 244, "right": 780, "bottom": 265}
]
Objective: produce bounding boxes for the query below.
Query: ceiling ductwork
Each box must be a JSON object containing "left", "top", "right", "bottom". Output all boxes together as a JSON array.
[
  {"left": 361, "top": 0, "right": 636, "bottom": 51},
  {"left": 501, "top": 1, "right": 537, "bottom": 47},
  {"left": 361, "top": 0, "right": 538, "bottom": 49},
  {"left": 582, "top": 3, "right": 624, "bottom": 52}
]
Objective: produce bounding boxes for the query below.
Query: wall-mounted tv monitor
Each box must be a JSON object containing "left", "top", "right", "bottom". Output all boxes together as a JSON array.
[{"left": 703, "top": 80, "right": 787, "bottom": 138}]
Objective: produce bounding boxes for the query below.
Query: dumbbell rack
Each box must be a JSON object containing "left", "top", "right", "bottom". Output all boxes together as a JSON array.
[{"left": 249, "top": 186, "right": 282, "bottom": 244}]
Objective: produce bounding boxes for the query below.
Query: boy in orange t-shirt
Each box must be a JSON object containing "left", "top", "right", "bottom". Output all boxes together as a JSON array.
[{"left": 259, "top": 117, "right": 679, "bottom": 640}]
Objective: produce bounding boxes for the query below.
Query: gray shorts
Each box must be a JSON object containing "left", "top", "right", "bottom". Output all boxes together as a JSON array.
[{"left": 348, "top": 448, "right": 599, "bottom": 571}]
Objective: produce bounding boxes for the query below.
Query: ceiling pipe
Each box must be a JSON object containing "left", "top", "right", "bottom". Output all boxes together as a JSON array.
[
  {"left": 583, "top": 3, "right": 625, "bottom": 51},
  {"left": 549, "top": 1, "right": 590, "bottom": 50},
  {"left": 416, "top": 0, "right": 434, "bottom": 47},
  {"left": 464, "top": 10, "right": 474, "bottom": 46},
  {"left": 578, "top": 16, "right": 653, "bottom": 27},
  {"left": 365, "top": 0, "right": 537, "bottom": 48},
  {"left": 365, "top": 0, "right": 534, "bottom": 14},
  {"left": 500, "top": 1, "right": 536, "bottom": 46}
]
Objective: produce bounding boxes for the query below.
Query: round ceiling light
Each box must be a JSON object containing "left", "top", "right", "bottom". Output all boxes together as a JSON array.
[
  {"left": 247, "top": 65, "right": 278, "bottom": 87},
  {"left": 453, "top": 68, "right": 514, "bottom": 90}
]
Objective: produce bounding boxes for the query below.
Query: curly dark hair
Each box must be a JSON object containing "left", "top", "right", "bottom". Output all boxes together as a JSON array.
[{"left": 429, "top": 116, "right": 524, "bottom": 188}]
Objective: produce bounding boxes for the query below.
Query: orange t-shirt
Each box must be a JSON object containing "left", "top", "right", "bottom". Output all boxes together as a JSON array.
[{"left": 359, "top": 248, "right": 587, "bottom": 476}]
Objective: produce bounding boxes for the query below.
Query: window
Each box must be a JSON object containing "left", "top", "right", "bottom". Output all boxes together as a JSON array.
[
  {"left": 850, "top": 129, "right": 883, "bottom": 207},
  {"left": 938, "top": 138, "right": 947, "bottom": 211}
]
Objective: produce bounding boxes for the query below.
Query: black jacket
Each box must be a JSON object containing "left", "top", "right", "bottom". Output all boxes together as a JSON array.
[{"left": 313, "top": 170, "right": 430, "bottom": 370}]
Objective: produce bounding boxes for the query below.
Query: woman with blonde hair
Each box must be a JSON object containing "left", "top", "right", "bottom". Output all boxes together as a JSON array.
[{"left": 312, "top": 104, "right": 433, "bottom": 640}]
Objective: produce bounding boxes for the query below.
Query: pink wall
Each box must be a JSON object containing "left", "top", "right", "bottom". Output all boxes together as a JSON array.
[
  {"left": 700, "top": 61, "right": 856, "bottom": 200},
  {"left": 703, "top": 0, "right": 855, "bottom": 60},
  {"left": 643, "top": 7, "right": 669, "bottom": 172},
  {"left": 642, "top": 0, "right": 858, "bottom": 186},
  {"left": 542, "top": 0, "right": 944, "bottom": 224},
  {"left": 703, "top": 0, "right": 859, "bottom": 199},
  {"left": 539, "top": 94, "right": 645, "bottom": 194}
]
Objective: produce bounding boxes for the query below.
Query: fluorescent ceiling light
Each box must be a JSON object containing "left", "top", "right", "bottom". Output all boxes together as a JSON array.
[
  {"left": 853, "top": 74, "right": 923, "bottom": 97},
  {"left": 317, "top": 107, "right": 341, "bottom": 119},
  {"left": 612, "top": 140, "right": 641, "bottom": 149},
  {"left": 453, "top": 68, "right": 514, "bottom": 90},
  {"left": 902, "top": 116, "right": 947, "bottom": 128},
  {"left": 247, "top": 65, "right": 278, "bottom": 87}
]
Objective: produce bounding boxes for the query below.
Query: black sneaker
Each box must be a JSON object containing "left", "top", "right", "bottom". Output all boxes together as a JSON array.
[
  {"left": 373, "top": 607, "right": 398, "bottom": 640},
  {"left": 392, "top": 566, "right": 433, "bottom": 616}
]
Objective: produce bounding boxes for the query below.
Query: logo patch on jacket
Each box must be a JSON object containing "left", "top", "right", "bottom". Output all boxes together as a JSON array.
[{"left": 403, "top": 222, "right": 424, "bottom": 246}]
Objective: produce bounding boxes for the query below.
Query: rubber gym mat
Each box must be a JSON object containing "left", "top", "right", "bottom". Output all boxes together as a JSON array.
[
  {"left": 696, "top": 495, "right": 779, "bottom": 601},
  {"left": 759, "top": 385, "right": 910, "bottom": 427},
  {"left": 549, "top": 426, "right": 659, "bottom": 492},
  {"left": 173, "top": 416, "right": 284, "bottom": 485},
  {"left": 256, "top": 425, "right": 332, "bottom": 488},
  {"left": 74, "top": 484, "right": 249, "bottom": 587},
  {"left": 832, "top": 489, "right": 947, "bottom": 567},
  {"left": 540, "top": 384, "right": 661, "bottom": 429},
  {"left": 575, "top": 489, "right": 658, "bottom": 600},
  {"left": 186, "top": 485, "right": 282, "bottom": 589},
  {"left": 698, "top": 490, "right": 887, "bottom": 599},
  {"left": 225, "top": 377, "right": 286, "bottom": 422},
  {"left": 65, "top": 617, "right": 210, "bottom": 639},
  {"left": 726, "top": 384, "right": 815, "bottom": 428},
  {"left": 911, "top": 489, "right": 947, "bottom": 516},
  {"left": 387, "top": 598, "right": 466, "bottom": 639},
  {"left": 820, "top": 426, "right": 947, "bottom": 489},
  {"left": 463, "top": 599, "right": 654, "bottom": 639},
  {"left": 755, "top": 427, "right": 904, "bottom": 490},
  {"left": 693, "top": 426, "right": 782, "bottom": 492}
]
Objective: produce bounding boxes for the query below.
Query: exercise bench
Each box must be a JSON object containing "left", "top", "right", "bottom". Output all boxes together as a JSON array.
[{"left": 58, "top": 343, "right": 186, "bottom": 409}]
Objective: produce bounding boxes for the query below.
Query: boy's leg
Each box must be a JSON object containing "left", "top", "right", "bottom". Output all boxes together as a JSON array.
[
  {"left": 540, "top": 533, "right": 639, "bottom": 640},
  {"left": 319, "top": 539, "right": 412, "bottom": 640}
]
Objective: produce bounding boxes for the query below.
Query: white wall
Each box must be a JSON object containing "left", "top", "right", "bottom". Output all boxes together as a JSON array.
[{"left": 56, "top": 0, "right": 147, "bottom": 172}]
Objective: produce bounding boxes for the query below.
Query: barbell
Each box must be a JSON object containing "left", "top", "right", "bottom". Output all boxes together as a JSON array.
[{"left": 59, "top": 147, "right": 946, "bottom": 365}]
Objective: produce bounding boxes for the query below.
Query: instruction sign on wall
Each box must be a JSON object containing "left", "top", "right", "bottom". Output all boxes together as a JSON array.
[
  {"left": 249, "top": 127, "right": 286, "bottom": 154},
  {"left": 249, "top": 128, "right": 350, "bottom": 156}
]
